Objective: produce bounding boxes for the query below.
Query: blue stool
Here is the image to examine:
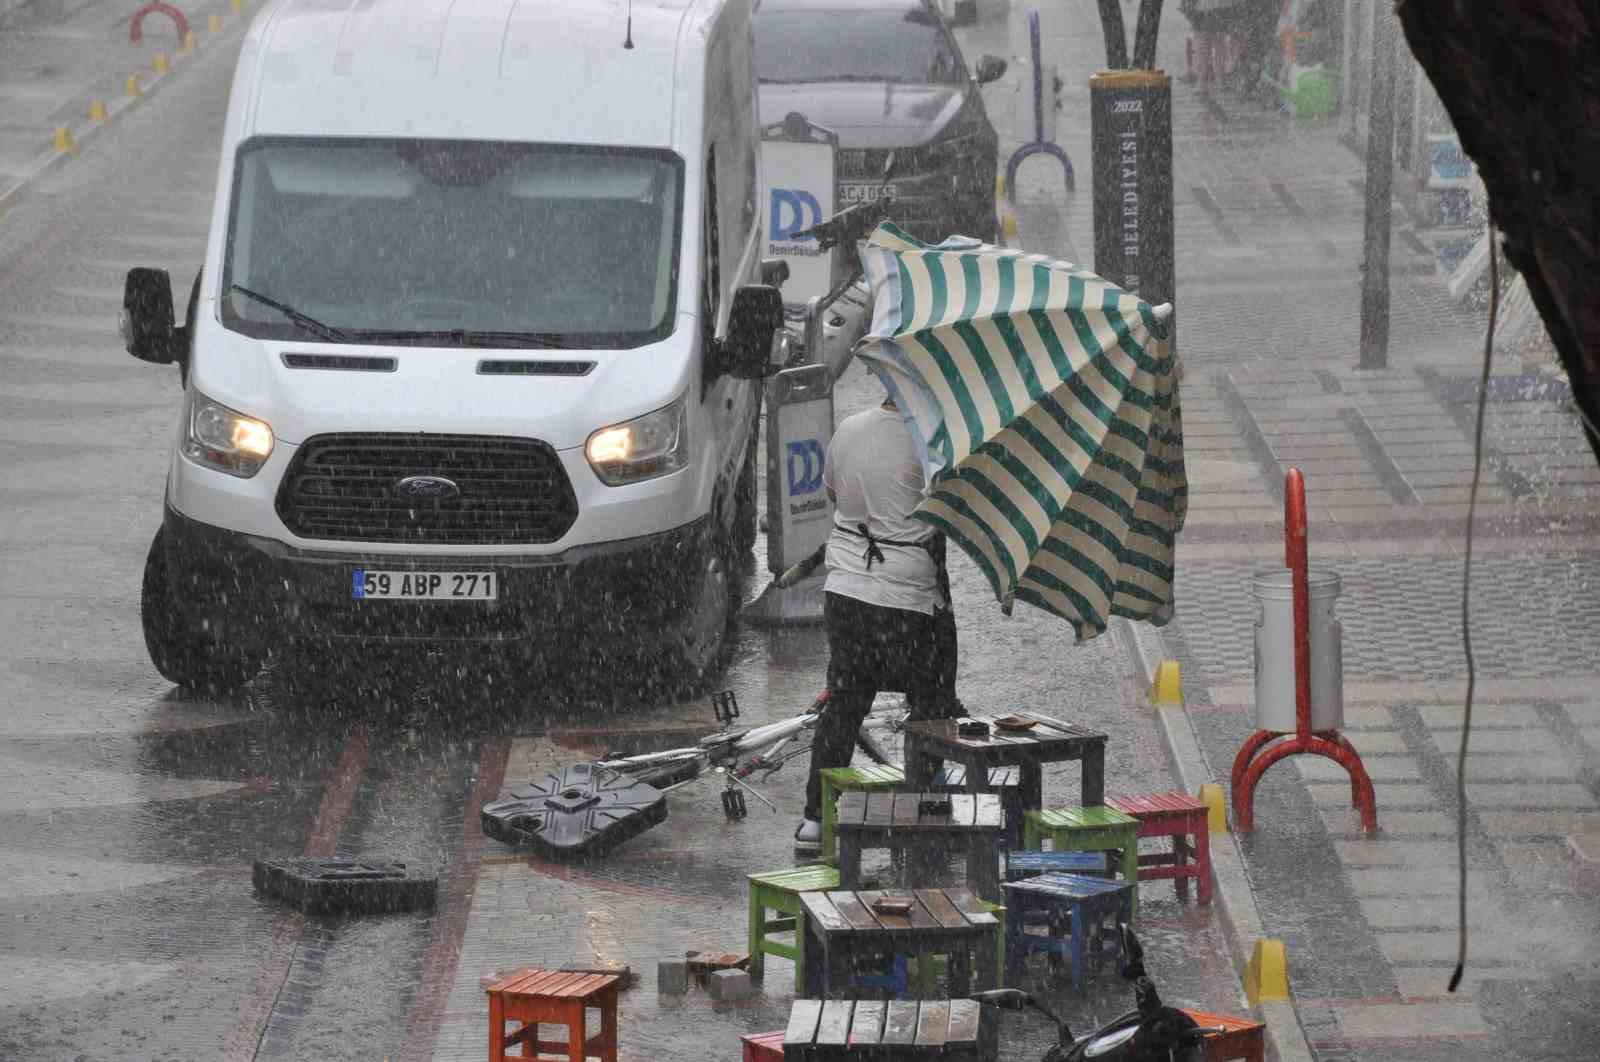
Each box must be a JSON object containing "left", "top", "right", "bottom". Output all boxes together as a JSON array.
[
  {"left": 1002, "top": 872, "right": 1135, "bottom": 991},
  {"left": 1005, "top": 850, "right": 1111, "bottom": 882}
]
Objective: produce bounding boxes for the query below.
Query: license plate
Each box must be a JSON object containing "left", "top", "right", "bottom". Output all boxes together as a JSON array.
[
  {"left": 839, "top": 182, "right": 898, "bottom": 205},
  {"left": 351, "top": 569, "right": 497, "bottom": 601}
]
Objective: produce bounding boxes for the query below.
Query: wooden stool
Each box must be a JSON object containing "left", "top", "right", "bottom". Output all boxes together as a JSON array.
[
  {"left": 1108, "top": 792, "right": 1214, "bottom": 905},
  {"left": 820, "top": 764, "right": 904, "bottom": 864},
  {"left": 1178, "top": 1008, "right": 1266, "bottom": 1062},
  {"left": 1005, "top": 850, "right": 1110, "bottom": 882},
  {"left": 782, "top": 998, "right": 996, "bottom": 1060},
  {"left": 934, "top": 764, "right": 1024, "bottom": 846},
  {"left": 484, "top": 968, "right": 619, "bottom": 1062},
  {"left": 741, "top": 1029, "right": 785, "bottom": 1061},
  {"left": 748, "top": 864, "right": 840, "bottom": 993},
  {"left": 1022, "top": 806, "right": 1140, "bottom": 916},
  {"left": 1000, "top": 872, "right": 1135, "bottom": 992}
]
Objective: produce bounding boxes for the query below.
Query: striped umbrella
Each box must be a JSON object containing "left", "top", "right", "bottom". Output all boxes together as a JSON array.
[{"left": 854, "top": 223, "right": 1186, "bottom": 641}]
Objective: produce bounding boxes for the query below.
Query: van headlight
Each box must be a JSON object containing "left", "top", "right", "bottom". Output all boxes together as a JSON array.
[
  {"left": 585, "top": 395, "right": 688, "bottom": 486},
  {"left": 183, "top": 391, "right": 275, "bottom": 478}
]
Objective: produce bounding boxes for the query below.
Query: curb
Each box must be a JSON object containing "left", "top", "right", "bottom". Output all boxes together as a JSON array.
[
  {"left": 1113, "top": 616, "right": 1315, "bottom": 1062},
  {"left": 0, "top": 6, "right": 248, "bottom": 220}
]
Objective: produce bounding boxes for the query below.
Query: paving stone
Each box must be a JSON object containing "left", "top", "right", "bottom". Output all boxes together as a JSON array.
[
  {"left": 1342, "top": 731, "right": 1410, "bottom": 754},
  {"left": 1299, "top": 755, "right": 1423, "bottom": 783},
  {"left": 1478, "top": 810, "right": 1600, "bottom": 836},
  {"left": 1496, "top": 841, "right": 1575, "bottom": 867},
  {"left": 1566, "top": 830, "right": 1600, "bottom": 862},
  {"left": 1426, "top": 729, "right": 1564, "bottom": 756},
  {"left": 1462, "top": 782, "right": 1597, "bottom": 808},
  {"left": 1333, "top": 1000, "right": 1491, "bottom": 1039},
  {"left": 1320, "top": 808, "right": 1456, "bottom": 835},
  {"left": 1441, "top": 755, "right": 1578, "bottom": 781},
  {"left": 1346, "top": 869, "right": 1495, "bottom": 897},
  {"left": 1335, "top": 840, "right": 1460, "bottom": 867},
  {"left": 1306, "top": 780, "right": 1433, "bottom": 809},
  {"left": 1418, "top": 704, "right": 1544, "bottom": 728},
  {"left": 1356, "top": 895, "right": 1493, "bottom": 929},
  {"left": 1377, "top": 932, "right": 1514, "bottom": 968},
  {"left": 707, "top": 968, "right": 752, "bottom": 1001},
  {"left": 657, "top": 961, "right": 689, "bottom": 995}
]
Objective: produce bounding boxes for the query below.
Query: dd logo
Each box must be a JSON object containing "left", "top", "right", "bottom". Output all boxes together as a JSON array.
[
  {"left": 786, "top": 439, "right": 825, "bottom": 495},
  {"left": 770, "top": 188, "right": 822, "bottom": 241}
]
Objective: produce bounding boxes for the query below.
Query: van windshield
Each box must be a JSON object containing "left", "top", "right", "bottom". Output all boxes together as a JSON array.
[{"left": 221, "top": 138, "right": 683, "bottom": 348}]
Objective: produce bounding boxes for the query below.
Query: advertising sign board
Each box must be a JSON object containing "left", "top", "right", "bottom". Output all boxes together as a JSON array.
[
  {"left": 761, "top": 137, "right": 836, "bottom": 306},
  {"left": 764, "top": 363, "right": 834, "bottom": 574}
]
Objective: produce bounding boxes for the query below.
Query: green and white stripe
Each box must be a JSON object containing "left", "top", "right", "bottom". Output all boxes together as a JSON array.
[{"left": 855, "top": 223, "right": 1187, "bottom": 641}]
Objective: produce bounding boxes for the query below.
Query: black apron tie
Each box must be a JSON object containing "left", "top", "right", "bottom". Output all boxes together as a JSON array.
[{"left": 856, "top": 522, "right": 887, "bottom": 570}]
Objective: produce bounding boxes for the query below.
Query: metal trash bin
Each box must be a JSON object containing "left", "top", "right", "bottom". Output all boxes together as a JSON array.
[{"left": 1252, "top": 570, "right": 1343, "bottom": 732}]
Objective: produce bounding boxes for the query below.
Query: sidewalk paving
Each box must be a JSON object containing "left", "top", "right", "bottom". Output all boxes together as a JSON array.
[
  {"left": 0, "top": 0, "right": 245, "bottom": 210},
  {"left": 998, "top": 2, "right": 1600, "bottom": 1059}
]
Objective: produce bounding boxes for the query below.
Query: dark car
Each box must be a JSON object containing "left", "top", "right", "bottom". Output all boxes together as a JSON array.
[{"left": 754, "top": 0, "right": 1007, "bottom": 243}]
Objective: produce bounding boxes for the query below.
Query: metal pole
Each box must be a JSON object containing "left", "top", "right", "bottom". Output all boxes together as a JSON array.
[
  {"left": 1095, "top": 0, "right": 1129, "bottom": 68},
  {"left": 1358, "top": 1, "right": 1397, "bottom": 370}
]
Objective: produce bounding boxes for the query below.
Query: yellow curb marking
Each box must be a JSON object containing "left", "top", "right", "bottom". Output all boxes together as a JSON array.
[
  {"left": 53, "top": 126, "right": 78, "bottom": 156},
  {"left": 1197, "top": 782, "right": 1229, "bottom": 834},
  {"left": 125, "top": 74, "right": 142, "bottom": 98},
  {"left": 89, "top": 98, "right": 108, "bottom": 123},
  {"left": 1150, "top": 658, "right": 1182, "bottom": 707},
  {"left": 1244, "top": 938, "right": 1289, "bottom": 1005},
  {"left": 153, "top": 53, "right": 170, "bottom": 76}
]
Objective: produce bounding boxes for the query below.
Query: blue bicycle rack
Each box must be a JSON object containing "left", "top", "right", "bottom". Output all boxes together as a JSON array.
[{"left": 1004, "top": 10, "right": 1074, "bottom": 202}]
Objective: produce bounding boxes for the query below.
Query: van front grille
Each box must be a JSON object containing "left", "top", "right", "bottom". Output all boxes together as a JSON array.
[{"left": 276, "top": 433, "right": 577, "bottom": 545}]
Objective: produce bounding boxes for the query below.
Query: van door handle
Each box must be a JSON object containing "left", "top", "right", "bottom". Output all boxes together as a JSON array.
[{"left": 725, "top": 397, "right": 734, "bottom": 411}]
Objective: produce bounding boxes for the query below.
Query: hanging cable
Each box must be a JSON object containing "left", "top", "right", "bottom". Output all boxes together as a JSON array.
[{"left": 1449, "top": 223, "right": 1498, "bottom": 994}]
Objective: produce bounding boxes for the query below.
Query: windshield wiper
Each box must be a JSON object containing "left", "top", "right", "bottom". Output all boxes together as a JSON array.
[
  {"left": 341, "top": 328, "right": 584, "bottom": 349},
  {"left": 227, "top": 284, "right": 350, "bottom": 343}
]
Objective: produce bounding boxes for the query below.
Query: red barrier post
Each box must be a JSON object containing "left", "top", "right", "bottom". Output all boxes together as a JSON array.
[
  {"left": 131, "top": 2, "right": 190, "bottom": 45},
  {"left": 1231, "top": 468, "right": 1378, "bottom": 833}
]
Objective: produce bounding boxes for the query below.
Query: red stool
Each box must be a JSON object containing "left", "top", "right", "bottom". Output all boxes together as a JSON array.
[
  {"left": 1178, "top": 1008, "right": 1265, "bottom": 1062},
  {"left": 1107, "top": 792, "right": 1212, "bottom": 905},
  {"left": 741, "top": 1029, "right": 785, "bottom": 1061},
  {"left": 485, "top": 968, "right": 619, "bottom": 1061}
]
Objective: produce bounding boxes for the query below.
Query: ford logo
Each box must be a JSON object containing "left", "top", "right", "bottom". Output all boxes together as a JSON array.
[{"left": 393, "top": 475, "right": 460, "bottom": 500}]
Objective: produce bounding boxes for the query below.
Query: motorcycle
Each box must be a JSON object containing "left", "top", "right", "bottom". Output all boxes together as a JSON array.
[{"left": 972, "top": 924, "right": 1218, "bottom": 1061}]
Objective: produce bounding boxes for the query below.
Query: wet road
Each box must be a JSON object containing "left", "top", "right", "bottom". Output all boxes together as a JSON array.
[{"left": 0, "top": 15, "right": 1245, "bottom": 1062}]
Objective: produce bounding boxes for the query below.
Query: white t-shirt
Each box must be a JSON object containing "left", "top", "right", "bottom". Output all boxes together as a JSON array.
[{"left": 823, "top": 406, "right": 942, "bottom": 616}]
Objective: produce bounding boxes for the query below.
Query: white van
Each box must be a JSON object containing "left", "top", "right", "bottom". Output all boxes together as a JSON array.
[{"left": 119, "top": 0, "right": 784, "bottom": 691}]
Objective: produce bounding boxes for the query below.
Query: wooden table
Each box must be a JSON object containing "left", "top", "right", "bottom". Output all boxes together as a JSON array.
[
  {"left": 902, "top": 712, "right": 1108, "bottom": 817},
  {"left": 799, "top": 887, "right": 1000, "bottom": 999},
  {"left": 833, "top": 791, "right": 1004, "bottom": 900},
  {"left": 782, "top": 998, "right": 996, "bottom": 1060}
]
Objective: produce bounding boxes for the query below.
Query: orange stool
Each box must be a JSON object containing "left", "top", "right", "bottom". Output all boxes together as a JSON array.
[
  {"left": 485, "top": 968, "right": 619, "bottom": 1061},
  {"left": 740, "top": 1029, "right": 784, "bottom": 1061},
  {"left": 1107, "top": 792, "right": 1213, "bottom": 905},
  {"left": 1179, "top": 1008, "right": 1265, "bottom": 1062}
]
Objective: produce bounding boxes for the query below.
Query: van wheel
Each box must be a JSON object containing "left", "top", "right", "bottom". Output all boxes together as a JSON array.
[
  {"left": 665, "top": 530, "right": 733, "bottom": 689},
  {"left": 141, "top": 527, "right": 265, "bottom": 693}
]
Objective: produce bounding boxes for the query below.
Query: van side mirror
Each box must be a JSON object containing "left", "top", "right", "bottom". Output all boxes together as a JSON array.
[
  {"left": 760, "top": 258, "right": 791, "bottom": 289},
  {"left": 720, "top": 284, "right": 784, "bottom": 379},
  {"left": 975, "top": 55, "right": 1007, "bottom": 85},
  {"left": 121, "top": 267, "right": 177, "bottom": 364}
]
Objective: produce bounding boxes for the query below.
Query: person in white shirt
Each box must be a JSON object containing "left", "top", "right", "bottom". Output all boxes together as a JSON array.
[{"left": 794, "top": 393, "right": 960, "bottom": 851}]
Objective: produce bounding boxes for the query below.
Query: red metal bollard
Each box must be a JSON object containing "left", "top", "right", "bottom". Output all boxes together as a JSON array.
[
  {"left": 1231, "top": 468, "right": 1378, "bottom": 833},
  {"left": 131, "top": 2, "right": 190, "bottom": 45}
]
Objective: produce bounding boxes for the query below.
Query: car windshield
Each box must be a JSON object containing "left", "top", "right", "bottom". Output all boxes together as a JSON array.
[
  {"left": 753, "top": 8, "right": 964, "bottom": 84},
  {"left": 221, "top": 138, "right": 682, "bottom": 347}
]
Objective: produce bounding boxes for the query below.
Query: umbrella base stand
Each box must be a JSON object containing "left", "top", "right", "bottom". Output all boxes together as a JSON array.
[
  {"left": 742, "top": 571, "right": 827, "bottom": 628},
  {"left": 1231, "top": 467, "right": 1379, "bottom": 835},
  {"left": 1230, "top": 728, "right": 1377, "bottom": 834}
]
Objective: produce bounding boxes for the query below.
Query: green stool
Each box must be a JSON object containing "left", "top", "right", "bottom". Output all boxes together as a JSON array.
[
  {"left": 1023, "top": 806, "right": 1141, "bottom": 918},
  {"left": 819, "top": 764, "right": 904, "bottom": 864},
  {"left": 747, "top": 865, "right": 839, "bottom": 993}
]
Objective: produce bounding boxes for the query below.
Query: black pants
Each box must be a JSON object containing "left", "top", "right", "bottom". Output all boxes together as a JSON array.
[{"left": 802, "top": 592, "right": 961, "bottom": 820}]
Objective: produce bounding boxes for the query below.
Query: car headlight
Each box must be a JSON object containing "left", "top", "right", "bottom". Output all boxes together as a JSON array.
[
  {"left": 585, "top": 395, "right": 688, "bottom": 486},
  {"left": 183, "top": 391, "right": 274, "bottom": 478}
]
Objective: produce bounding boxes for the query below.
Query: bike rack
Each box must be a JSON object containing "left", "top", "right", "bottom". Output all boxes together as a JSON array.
[
  {"left": 130, "top": 2, "right": 189, "bottom": 45},
  {"left": 1004, "top": 11, "right": 1074, "bottom": 203},
  {"left": 1230, "top": 468, "right": 1378, "bottom": 833}
]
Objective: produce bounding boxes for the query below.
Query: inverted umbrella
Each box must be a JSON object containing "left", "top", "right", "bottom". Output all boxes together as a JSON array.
[{"left": 854, "top": 223, "right": 1186, "bottom": 641}]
